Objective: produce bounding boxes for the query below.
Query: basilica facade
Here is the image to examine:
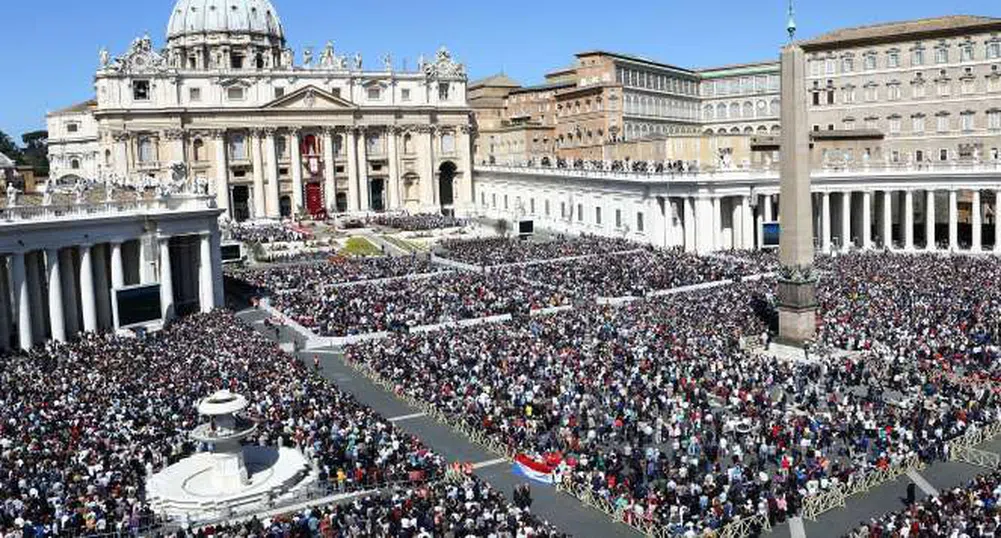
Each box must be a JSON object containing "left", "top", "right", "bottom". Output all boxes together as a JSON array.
[{"left": 52, "top": 0, "right": 474, "bottom": 220}]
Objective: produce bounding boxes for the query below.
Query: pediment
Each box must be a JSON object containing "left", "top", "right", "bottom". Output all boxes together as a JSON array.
[{"left": 263, "top": 85, "right": 357, "bottom": 110}]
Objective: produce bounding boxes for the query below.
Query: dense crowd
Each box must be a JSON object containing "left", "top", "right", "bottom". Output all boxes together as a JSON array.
[
  {"left": 438, "top": 236, "right": 637, "bottom": 266},
  {"left": 344, "top": 252, "right": 1001, "bottom": 534},
  {"left": 496, "top": 249, "right": 777, "bottom": 298},
  {"left": 231, "top": 223, "right": 310, "bottom": 244},
  {"left": 226, "top": 255, "right": 440, "bottom": 293},
  {"left": 194, "top": 476, "right": 568, "bottom": 538},
  {"left": 369, "top": 214, "right": 468, "bottom": 232},
  {"left": 0, "top": 312, "right": 445, "bottom": 536},
  {"left": 847, "top": 470, "right": 1001, "bottom": 537},
  {"left": 270, "top": 272, "right": 570, "bottom": 336}
]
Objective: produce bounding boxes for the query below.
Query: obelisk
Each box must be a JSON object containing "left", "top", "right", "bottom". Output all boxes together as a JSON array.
[{"left": 776, "top": 42, "right": 818, "bottom": 346}]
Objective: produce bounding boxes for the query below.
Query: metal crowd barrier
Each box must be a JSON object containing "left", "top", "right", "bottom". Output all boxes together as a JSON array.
[
  {"left": 947, "top": 422, "right": 1001, "bottom": 468},
  {"left": 801, "top": 453, "right": 924, "bottom": 521}
]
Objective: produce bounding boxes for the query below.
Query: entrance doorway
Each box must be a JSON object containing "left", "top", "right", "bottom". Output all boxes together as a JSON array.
[
  {"left": 280, "top": 196, "right": 292, "bottom": 218},
  {"left": 305, "top": 183, "right": 323, "bottom": 217},
  {"left": 370, "top": 178, "right": 386, "bottom": 212},
  {"left": 438, "top": 161, "right": 456, "bottom": 211},
  {"left": 232, "top": 186, "right": 250, "bottom": 222}
]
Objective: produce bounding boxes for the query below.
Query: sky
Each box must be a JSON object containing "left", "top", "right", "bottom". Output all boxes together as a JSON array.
[{"left": 0, "top": 0, "right": 997, "bottom": 141}]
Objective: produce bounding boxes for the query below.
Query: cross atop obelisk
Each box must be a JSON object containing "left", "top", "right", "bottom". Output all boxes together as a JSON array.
[{"left": 776, "top": 41, "right": 818, "bottom": 346}]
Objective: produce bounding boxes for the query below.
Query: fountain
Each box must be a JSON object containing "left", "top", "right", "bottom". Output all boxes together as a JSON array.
[{"left": 147, "top": 390, "right": 317, "bottom": 522}]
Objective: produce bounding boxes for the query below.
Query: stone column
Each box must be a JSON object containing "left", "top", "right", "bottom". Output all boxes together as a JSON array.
[
  {"left": 199, "top": 233, "right": 214, "bottom": 313},
  {"left": 821, "top": 192, "right": 831, "bottom": 252},
  {"left": 684, "top": 196, "right": 696, "bottom": 253},
  {"left": 92, "top": 244, "right": 111, "bottom": 330},
  {"left": 110, "top": 242, "right": 124, "bottom": 329},
  {"left": 210, "top": 229, "right": 224, "bottom": 308},
  {"left": 841, "top": 192, "right": 852, "bottom": 250},
  {"left": 289, "top": 128, "right": 304, "bottom": 214},
  {"left": 755, "top": 195, "right": 764, "bottom": 249},
  {"left": 882, "top": 190, "right": 893, "bottom": 249},
  {"left": 0, "top": 258, "right": 9, "bottom": 351},
  {"left": 949, "top": 189, "right": 959, "bottom": 251},
  {"left": 323, "top": 128, "right": 339, "bottom": 213},
  {"left": 213, "top": 130, "right": 230, "bottom": 213},
  {"left": 251, "top": 129, "right": 266, "bottom": 219},
  {"left": 713, "top": 196, "right": 724, "bottom": 251},
  {"left": 764, "top": 194, "right": 774, "bottom": 221},
  {"left": 10, "top": 252, "right": 31, "bottom": 350},
  {"left": 357, "top": 128, "right": 370, "bottom": 212},
  {"left": 25, "top": 252, "right": 45, "bottom": 342},
  {"left": 904, "top": 191, "right": 915, "bottom": 250},
  {"left": 79, "top": 245, "right": 97, "bottom": 333},
  {"left": 159, "top": 238, "right": 174, "bottom": 322},
  {"left": 387, "top": 127, "right": 400, "bottom": 210},
  {"left": 45, "top": 249, "right": 65, "bottom": 342},
  {"left": 113, "top": 132, "right": 130, "bottom": 178},
  {"left": 741, "top": 195, "right": 754, "bottom": 250},
  {"left": 861, "top": 191, "right": 873, "bottom": 249},
  {"left": 58, "top": 249, "right": 79, "bottom": 336},
  {"left": 995, "top": 190, "right": 1001, "bottom": 253},
  {"left": 972, "top": 189, "right": 982, "bottom": 252},
  {"left": 926, "top": 190, "right": 937, "bottom": 250},
  {"left": 263, "top": 128, "right": 281, "bottom": 218},
  {"left": 423, "top": 126, "right": 436, "bottom": 210}
]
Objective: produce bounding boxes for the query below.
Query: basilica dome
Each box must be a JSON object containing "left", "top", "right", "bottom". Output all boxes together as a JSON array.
[{"left": 166, "top": 0, "right": 284, "bottom": 41}]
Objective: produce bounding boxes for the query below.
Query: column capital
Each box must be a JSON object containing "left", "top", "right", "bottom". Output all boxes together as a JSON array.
[
  {"left": 111, "top": 130, "right": 131, "bottom": 142},
  {"left": 262, "top": 126, "right": 280, "bottom": 138},
  {"left": 164, "top": 128, "right": 187, "bottom": 141},
  {"left": 286, "top": 126, "right": 302, "bottom": 137},
  {"left": 207, "top": 128, "right": 228, "bottom": 140}
]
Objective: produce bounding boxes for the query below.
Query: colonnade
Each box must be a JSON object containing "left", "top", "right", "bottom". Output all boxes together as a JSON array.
[
  {"left": 0, "top": 233, "right": 218, "bottom": 352},
  {"left": 673, "top": 187, "right": 1001, "bottom": 254}
]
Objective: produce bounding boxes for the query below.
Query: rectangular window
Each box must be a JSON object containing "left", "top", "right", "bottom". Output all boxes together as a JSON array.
[
  {"left": 636, "top": 212, "right": 644, "bottom": 232},
  {"left": 492, "top": 194, "right": 496, "bottom": 208},
  {"left": 962, "top": 79, "right": 975, "bottom": 95},
  {"left": 133, "top": 80, "right": 150, "bottom": 101},
  {"left": 888, "top": 52, "right": 900, "bottom": 68},
  {"left": 989, "top": 111, "right": 1001, "bottom": 130},
  {"left": 844, "top": 119, "right": 855, "bottom": 130},
  {"left": 889, "top": 117, "right": 901, "bottom": 134},
  {"left": 615, "top": 209, "right": 622, "bottom": 228},
  {"left": 545, "top": 200, "right": 550, "bottom": 216},
  {"left": 990, "top": 42, "right": 1001, "bottom": 59},
  {"left": 940, "top": 149, "right": 949, "bottom": 161},
  {"left": 189, "top": 87, "right": 201, "bottom": 102},
  {"left": 825, "top": 58, "right": 836, "bottom": 74},
  {"left": 936, "top": 48, "right": 948, "bottom": 64},
  {"left": 529, "top": 198, "right": 535, "bottom": 215},
  {"left": 912, "top": 116, "right": 925, "bottom": 133},
  {"left": 864, "top": 55, "right": 876, "bottom": 70},
  {"left": 504, "top": 195, "right": 509, "bottom": 210},
  {"left": 367, "top": 87, "right": 381, "bottom": 100},
  {"left": 865, "top": 118, "right": 877, "bottom": 130},
  {"left": 481, "top": 193, "right": 485, "bottom": 207},
  {"left": 577, "top": 203, "right": 583, "bottom": 222},
  {"left": 962, "top": 45, "right": 974, "bottom": 62},
  {"left": 227, "top": 87, "right": 245, "bottom": 101},
  {"left": 843, "top": 57, "right": 854, "bottom": 73},
  {"left": 990, "top": 77, "right": 1001, "bottom": 93},
  {"left": 827, "top": 90, "right": 835, "bottom": 105},
  {"left": 937, "top": 115, "right": 949, "bottom": 132},
  {"left": 913, "top": 49, "right": 924, "bottom": 66},
  {"left": 888, "top": 85, "right": 901, "bottom": 100},
  {"left": 561, "top": 202, "right": 566, "bottom": 218},
  {"left": 273, "top": 87, "right": 284, "bottom": 99},
  {"left": 401, "top": 89, "right": 411, "bottom": 101},
  {"left": 66, "top": 123, "right": 79, "bottom": 133},
  {"left": 962, "top": 113, "right": 974, "bottom": 132},
  {"left": 231, "top": 54, "right": 244, "bottom": 69},
  {"left": 595, "top": 207, "right": 602, "bottom": 225},
  {"left": 937, "top": 81, "right": 950, "bottom": 97},
  {"left": 843, "top": 88, "right": 855, "bottom": 103},
  {"left": 865, "top": 86, "right": 877, "bottom": 101},
  {"left": 913, "top": 83, "right": 926, "bottom": 99}
]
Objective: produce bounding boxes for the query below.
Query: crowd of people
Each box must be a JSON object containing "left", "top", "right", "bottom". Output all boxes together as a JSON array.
[
  {"left": 343, "top": 251, "right": 1001, "bottom": 534},
  {"left": 496, "top": 249, "right": 777, "bottom": 298},
  {"left": 230, "top": 223, "right": 310, "bottom": 244},
  {"left": 269, "top": 272, "right": 571, "bottom": 336},
  {"left": 0, "top": 312, "right": 446, "bottom": 536},
  {"left": 438, "top": 235, "right": 637, "bottom": 266},
  {"left": 847, "top": 470, "right": 1001, "bottom": 537},
  {"left": 369, "top": 214, "right": 468, "bottom": 232},
  {"left": 226, "top": 255, "right": 440, "bottom": 293},
  {"left": 193, "top": 476, "right": 568, "bottom": 538}
]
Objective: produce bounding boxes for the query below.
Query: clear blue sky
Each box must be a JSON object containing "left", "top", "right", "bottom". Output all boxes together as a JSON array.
[{"left": 1, "top": 0, "right": 997, "bottom": 141}]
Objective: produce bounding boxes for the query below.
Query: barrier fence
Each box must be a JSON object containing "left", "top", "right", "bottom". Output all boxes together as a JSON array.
[
  {"left": 947, "top": 421, "right": 1001, "bottom": 468},
  {"left": 801, "top": 453, "right": 924, "bottom": 521}
]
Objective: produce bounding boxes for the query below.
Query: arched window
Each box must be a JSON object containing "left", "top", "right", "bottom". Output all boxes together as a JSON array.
[
  {"left": 70, "top": 158, "right": 80, "bottom": 170},
  {"left": 403, "top": 133, "right": 413, "bottom": 154},
  {"left": 730, "top": 103, "right": 740, "bottom": 118},
  {"left": 770, "top": 99, "right": 780, "bottom": 116},
  {"left": 193, "top": 139, "right": 205, "bottom": 162},
  {"left": 704, "top": 105, "right": 714, "bottom": 120},
  {"left": 104, "top": 149, "right": 112, "bottom": 166},
  {"left": 743, "top": 126, "right": 754, "bottom": 134},
  {"left": 717, "top": 103, "right": 727, "bottom": 119},
  {"left": 743, "top": 102, "right": 754, "bottom": 118}
]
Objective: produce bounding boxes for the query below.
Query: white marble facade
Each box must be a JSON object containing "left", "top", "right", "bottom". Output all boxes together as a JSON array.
[{"left": 59, "top": 0, "right": 474, "bottom": 220}]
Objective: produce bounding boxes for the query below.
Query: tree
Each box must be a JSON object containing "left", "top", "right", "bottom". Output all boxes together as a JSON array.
[
  {"left": 21, "top": 130, "right": 49, "bottom": 177},
  {"left": 0, "top": 130, "right": 22, "bottom": 163}
]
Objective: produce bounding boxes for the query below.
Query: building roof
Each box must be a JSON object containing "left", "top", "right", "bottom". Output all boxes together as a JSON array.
[
  {"left": 508, "top": 81, "right": 575, "bottom": 95},
  {"left": 698, "top": 60, "right": 780, "bottom": 77},
  {"left": 167, "top": 0, "right": 284, "bottom": 42},
  {"left": 801, "top": 15, "right": 1001, "bottom": 50},
  {"left": 575, "top": 50, "right": 695, "bottom": 76},
  {"left": 48, "top": 99, "right": 97, "bottom": 117},
  {"left": 469, "top": 73, "right": 521, "bottom": 89},
  {"left": 0, "top": 152, "right": 15, "bottom": 169}
]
